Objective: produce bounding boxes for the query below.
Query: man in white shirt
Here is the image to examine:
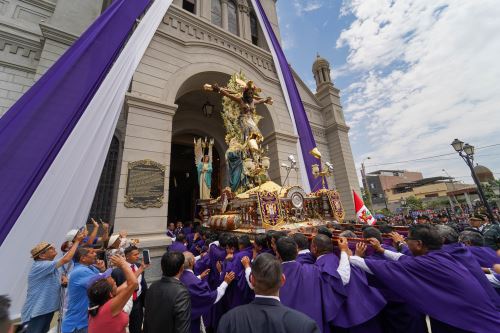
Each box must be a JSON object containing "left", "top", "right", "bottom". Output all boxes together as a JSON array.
[{"left": 111, "top": 245, "right": 149, "bottom": 333}]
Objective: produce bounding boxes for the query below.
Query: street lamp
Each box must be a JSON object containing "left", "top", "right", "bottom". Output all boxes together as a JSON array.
[
  {"left": 450, "top": 138, "right": 496, "bottom": 222},
  {"left": 361, "top": 157, "right": 372, "bottom": 210}
]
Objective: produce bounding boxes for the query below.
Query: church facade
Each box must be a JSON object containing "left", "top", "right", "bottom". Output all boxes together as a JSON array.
[{"left": 0, "top": 1, "right": 360, "bottom": 245}]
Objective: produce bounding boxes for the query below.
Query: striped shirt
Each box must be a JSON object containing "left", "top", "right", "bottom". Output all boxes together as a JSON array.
[{"left": 21, "top": 260, "right": 61, "bottom": 323}]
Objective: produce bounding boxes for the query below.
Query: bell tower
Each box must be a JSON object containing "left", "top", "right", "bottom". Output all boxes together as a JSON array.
[{"left": 313, "top": 54, "right": 360, "bottom": 219}]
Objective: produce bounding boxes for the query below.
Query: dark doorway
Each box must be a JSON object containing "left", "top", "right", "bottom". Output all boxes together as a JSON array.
[
  {"left": 168, "top": 143, "right": 221, "bottom": 222},
  {"left": 88, "top": 136, "right": 120, "bottom": 223}
]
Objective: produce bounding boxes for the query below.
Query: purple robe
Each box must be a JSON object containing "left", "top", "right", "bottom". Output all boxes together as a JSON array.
[
  {"left": 189, "top": 239, "right": 205, "bottom": 256},
  {"left": 204, "top": 244, "right": 227, "bottom": 330},
  {"left": 366, "top": 246, "right": 427, "bottom": 333},
  {"left": 280, "top": 261, "right": 330, "bottom": 333},
  {"left": 168, "top": 241, "right": 188, "bottom": 253},
  {"left": 365, "top": 250, "right": 500, "bottom": 333},
  {"left": 194, "top": 253, "right": 210, "bottom": 276},
  {"left": 224, "top": 246, "right": 254, "bottom": 308},
  {"left": 467, "top": 246, "right": 500, "bottom": 268},
  {"left": 316, "top": 254, "right": 385, "bottom": 331},
  {"left": 442, "top": 243, "right": 500, "bottom": 311},
  {"left": 166, "top": 230, "right": 175, "bottom": 238},
  {"left": 180, "top": 270, "right": 217, "bottom": 333},
  {"left": 296, "top": 251, "right": 316, "bottom": 264}
]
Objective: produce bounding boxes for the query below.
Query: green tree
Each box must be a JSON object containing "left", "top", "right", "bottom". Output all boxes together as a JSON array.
[
  {"left": 406, "top": 196, "right": 424, "bottom": 210},
  {"left": 425, "top": 198, "right": 450, "bottom": 210},
  {"left": 483, "top": 179, "right": 500, "bottom": 202}
]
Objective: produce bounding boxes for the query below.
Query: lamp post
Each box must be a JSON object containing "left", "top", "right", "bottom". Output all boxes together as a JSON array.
[
  {"left": 311, "top": 161, "right": 335, "bottom": 190},
  {"left": 451, "top": 138, "right": 496, "bottom": 222},
  {"left": 400, "top": 197, "right": 407, "bottom": 216},
  {"left": 361, "top": 157, "right": 372, "bottom": 210}
]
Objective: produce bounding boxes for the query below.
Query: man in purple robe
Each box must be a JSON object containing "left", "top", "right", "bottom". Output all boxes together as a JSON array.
[
  {"left": 350, "top": 224, "right": 500, "bottom": 333},
  {"left": 182, "top": 221, "right": 193, "bottom": 236},
  {"left": 202, "top": 234, "right": 229, "bottom": 331},
  {"left": 459, "top": 230, "right": 500, "bottom": 267},
  {"left": 292, "top": 233, "right": 315, "bottom": 264},
  {"left": 166, "top": 222, "right": 176, "bottom": 239},
  {"left": 312, "top": 234, "right": 385, "bottom": 333},
  {"left": 189, "top": 230, "right": 207, "bottom": 256},
  {"left": 180, "top": 252, "right": 235, "bottom": 333},
  {"left": 169, "top": 233, "right": 188, "bottom": 252},
  {"left": 361, "top": 227, "right": 427, "bottom": 333},
  {"left": 436, "top": 225, "right": 500, "bottom": 311},
  {"left": 253, "top": 234, "right": 273, "bottom": 257},
  {"left": 223, "top": 235, "right": 254, "bottom": 308},
  {"left": 274, "top": 236, "right": 350, "bottom": 333}
]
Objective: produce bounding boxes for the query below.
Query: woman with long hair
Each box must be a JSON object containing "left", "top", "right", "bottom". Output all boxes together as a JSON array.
[{"left": 87, "top": 255, "right": 138, "bottom": 333}]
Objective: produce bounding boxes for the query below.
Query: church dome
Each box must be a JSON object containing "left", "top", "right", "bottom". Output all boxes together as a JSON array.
[
  {"left": 312, "top": 54, "right": 329, "bottom": 72},
  {"left": 312, "top": 53, "right": 332, "bottom": 88},
  {"left": 473, "top": 164, "right": 494, "bottom": 183}
]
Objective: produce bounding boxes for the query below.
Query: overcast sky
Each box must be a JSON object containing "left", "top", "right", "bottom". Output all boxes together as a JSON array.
[{"left": 276, "top": 0, "right": 500, "bottom": 186}]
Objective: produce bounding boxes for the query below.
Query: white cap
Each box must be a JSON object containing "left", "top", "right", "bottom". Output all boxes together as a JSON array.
[
  {"left": 65, "top": 229, "right": 78, "bottom": 242},
  {"left": 108, "top": 234, "right": 120, "bottom": 248}
]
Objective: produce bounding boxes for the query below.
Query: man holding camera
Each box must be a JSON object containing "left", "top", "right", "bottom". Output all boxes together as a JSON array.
[
  {"left": 21, "top": 231, "right": 85, "bottom": 333},
  {"left": 111, "top": 246, "right": 149, "bottom": 333}
]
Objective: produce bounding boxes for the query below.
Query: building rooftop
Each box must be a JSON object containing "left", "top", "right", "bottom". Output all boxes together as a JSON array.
[
  {"left": 393, "top": 176, "right": 452, "bottom": 189},
  {"left": 367, "top": 170, "right": 406, "bottom": 175}
]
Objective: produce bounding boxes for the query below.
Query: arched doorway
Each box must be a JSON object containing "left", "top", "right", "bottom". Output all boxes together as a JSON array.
[{"left": 167, "top": 71, "right": 277, "bottom": 221}]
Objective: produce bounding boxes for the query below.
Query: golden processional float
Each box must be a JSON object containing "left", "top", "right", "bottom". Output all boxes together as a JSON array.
[{"left": 198, "top": 72, "right": 344, "bottom": 235}]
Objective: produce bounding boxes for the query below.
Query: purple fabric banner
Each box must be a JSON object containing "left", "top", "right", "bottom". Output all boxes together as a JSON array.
[
  {"left": 253, "top": 0, "right": 323, "bottom": 191},
  {"left": 0, "top": 0, "right": 151, "bottom": 245}
]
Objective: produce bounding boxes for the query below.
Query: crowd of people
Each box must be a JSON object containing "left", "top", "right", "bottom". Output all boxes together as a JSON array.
[{"left": 4, "top": 211, "right": 500, "bottom": 333}]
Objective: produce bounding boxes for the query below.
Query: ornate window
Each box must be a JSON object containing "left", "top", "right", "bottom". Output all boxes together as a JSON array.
[
  {"left": 211, "top": 0, "right": 222, "bottom": 27},
  {"left": 183, "top": 0, "right": 196, "bottom": 14},
  {"left": 250, "top": 12, "right": 259, "bottom": 45},
  {"left": 88, "top": 136, "right": 120, "bottom": 223},
  {"left": 228, "top": 0, "right": 238, "bottom": 35}
]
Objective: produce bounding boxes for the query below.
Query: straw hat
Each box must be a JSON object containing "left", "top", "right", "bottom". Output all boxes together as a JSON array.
[{"left": 31, "top": 242, "right": 53, "bottom": 258}]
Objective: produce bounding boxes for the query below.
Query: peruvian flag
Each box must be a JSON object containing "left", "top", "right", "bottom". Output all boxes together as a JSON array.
[{"left": 353, "top": 190, "right": 376, "bottom": 225}]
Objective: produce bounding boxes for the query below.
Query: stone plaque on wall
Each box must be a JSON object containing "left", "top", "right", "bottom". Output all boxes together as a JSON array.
[{"left": 125, "top": 159, "right": 165, "bottom": 209}]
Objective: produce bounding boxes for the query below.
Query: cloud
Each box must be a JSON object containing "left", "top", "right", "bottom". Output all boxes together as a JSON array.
[
  {"left": 337, "top": 0, "right": 500, "bottom": 182},
  {"left": 281, "top": 23, "right": 295, "bottom": 50},
  {"left": 293, "top": 0, "right": 325, "bottom": 16}
]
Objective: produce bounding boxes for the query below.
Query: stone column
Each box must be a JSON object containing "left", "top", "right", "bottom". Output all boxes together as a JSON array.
[
  {"left": 199, "top": 0, "right": 212, "bottom": 22},
  {"left": 221, "top": 0, "right": 229, "bottom": 30},
  {"left": 173, "top": 0, "right": 183, "bottom": 6},
  {"left": 114, "top": 94, "right": 176, "bottom": 275},
  {"left": 35, "top": 0, "right": 103, "bottom": 80},
  {"left": 238, "top": 0, "right": 251, "bottom": 41}
]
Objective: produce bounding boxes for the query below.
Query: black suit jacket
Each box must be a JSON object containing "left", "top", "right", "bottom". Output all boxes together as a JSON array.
[
  {"left": 217, "top": 297, "right": 320, "bottom": 333},
  {"left": 111, "top": 263, "right": 148, "bottom": 303},
  {"left": 144, "top": 276, "right": 191, "bottom": 333}
]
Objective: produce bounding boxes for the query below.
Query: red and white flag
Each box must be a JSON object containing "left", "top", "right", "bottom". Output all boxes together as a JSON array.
[{"left": 353, "top": 190, "right": 376, "bottom": 225}]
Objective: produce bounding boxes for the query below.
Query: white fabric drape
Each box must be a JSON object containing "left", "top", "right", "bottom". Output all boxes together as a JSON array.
[
  {"left": 1, "top": 0, "right": 173, "bottom": 317},
  {"left": 249, "top": 0, "right": 310, "bottom": 193}
]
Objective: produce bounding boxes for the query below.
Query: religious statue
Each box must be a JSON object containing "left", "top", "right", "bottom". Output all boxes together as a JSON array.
[
  {"left": 204, "top": 72, "right": 273, "bottom": 193},
  {"left": 205, "top": 79, "right": 273, "bottom": 143},
  {"left": 225, "top": 137, "right": 245, "bottom": 192},
  {"left": 194, "top": 137, "right": 214, "bottom": 200}
]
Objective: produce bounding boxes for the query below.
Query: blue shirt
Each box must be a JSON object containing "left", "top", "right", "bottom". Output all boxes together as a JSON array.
[
  {"left": 61, "top": 263, "right": 100, "bottom": 332},
  {"left": 21, "top": 260, "right": 61, "bottom": 323}
]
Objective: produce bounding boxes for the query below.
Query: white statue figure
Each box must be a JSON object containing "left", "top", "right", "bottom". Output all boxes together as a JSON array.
[{"left": 194, "top": 137, "right": 213, "bottom": 200}]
